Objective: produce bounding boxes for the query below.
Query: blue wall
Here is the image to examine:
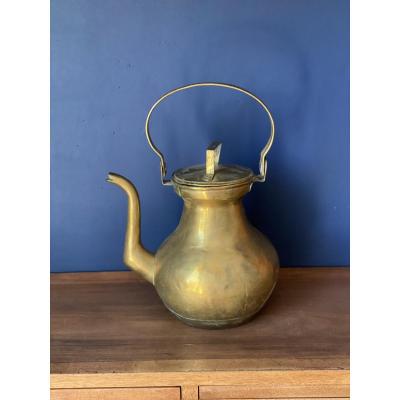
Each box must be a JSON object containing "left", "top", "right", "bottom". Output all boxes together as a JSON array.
[{"left": 51, "top": 0, "right": 349, "bottom": 272}]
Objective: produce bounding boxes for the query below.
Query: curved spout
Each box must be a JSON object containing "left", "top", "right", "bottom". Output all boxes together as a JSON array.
[{"left": 107, "top": 172, "right": 155, "bottom": 284}]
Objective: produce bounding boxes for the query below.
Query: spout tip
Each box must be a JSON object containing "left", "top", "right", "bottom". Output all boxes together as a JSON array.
[
  {"left": 106, "top": 172, "right": 119, "bottom": 183},
  {"left": 106, "top": 172, "right": 135, "bottom": 190}
]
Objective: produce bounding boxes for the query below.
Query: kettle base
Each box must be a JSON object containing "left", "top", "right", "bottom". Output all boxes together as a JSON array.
[
  {"left": 167, "top": 305, "right": 265, "bottom": 330},
  {"left": 163, "top": 282, "right": 277, "bottom": 329},
  {"left": 173, "top": 313, "right": 255, "bottom": 329}
]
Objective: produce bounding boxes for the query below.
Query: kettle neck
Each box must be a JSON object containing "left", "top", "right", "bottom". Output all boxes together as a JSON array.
[
  {"left": 173, "top": 183, "right": 253, "bottom": 239},
  {"left": 176, "top": 195, "right": 251, "bottom": 246}
]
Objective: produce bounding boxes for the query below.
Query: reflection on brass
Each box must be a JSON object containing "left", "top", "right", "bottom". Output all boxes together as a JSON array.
[{"left": 107, "top": 82, "right": 279, "bottom": 329}]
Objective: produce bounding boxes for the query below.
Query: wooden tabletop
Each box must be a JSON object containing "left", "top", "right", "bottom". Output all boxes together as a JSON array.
[{"left": 51, "top": 267, "right": 349, "bottom": 378}]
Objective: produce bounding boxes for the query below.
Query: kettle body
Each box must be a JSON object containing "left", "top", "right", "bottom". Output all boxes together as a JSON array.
[
  {"left": 107, "top": 82, "right": 279, "bottom": 329},
  {"left": 154, "top": 182, "right": 279, "bottom": 328}
]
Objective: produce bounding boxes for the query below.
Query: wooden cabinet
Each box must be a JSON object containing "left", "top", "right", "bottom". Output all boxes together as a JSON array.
[
  {"left": 51, "top": 268, "right": 349, "bottom": 399},
  {"left": 199, "top": 383, "right": 349, "bottom": 399},
  {"left": 51, "top": 387, "right": 180, "bottom": 400}
]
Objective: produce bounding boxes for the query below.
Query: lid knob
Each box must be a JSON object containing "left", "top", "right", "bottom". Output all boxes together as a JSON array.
[{"left": 205, "top": 141, "right": 222, "bottom": 181}]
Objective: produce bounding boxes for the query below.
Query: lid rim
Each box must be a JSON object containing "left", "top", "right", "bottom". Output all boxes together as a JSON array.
[{"left": 172, "top": 163, "right": 254, "bottom": 188}]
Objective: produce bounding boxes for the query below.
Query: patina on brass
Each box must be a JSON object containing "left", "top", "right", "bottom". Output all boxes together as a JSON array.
[{"left": 107, "top": 82, "right": 279, "bottom": 328}]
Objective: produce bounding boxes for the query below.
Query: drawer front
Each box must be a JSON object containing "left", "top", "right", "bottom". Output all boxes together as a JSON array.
[
  {"left": 51, "top": 387, "right": 180, "bottom": 400},
  {"left": 200, "top": 384, "right": 349, "bottom": 399}
]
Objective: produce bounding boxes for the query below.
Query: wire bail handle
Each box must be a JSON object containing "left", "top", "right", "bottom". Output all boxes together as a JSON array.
[{"left": 144, "top": 82, "right": 275, "bottom": 185}]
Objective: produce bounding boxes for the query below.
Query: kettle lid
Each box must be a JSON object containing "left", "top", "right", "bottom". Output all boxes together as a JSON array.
[
  {"left": 173, "top": 164, "right": 254, "bottom": 187},
  {"left": 172, "top": 142, "right": 254, "bottom": 187}
]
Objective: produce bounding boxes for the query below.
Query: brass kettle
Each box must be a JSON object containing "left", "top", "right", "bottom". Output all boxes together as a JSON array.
[{"left": 107, "top": 83, "right": 279, "bottom": 328}]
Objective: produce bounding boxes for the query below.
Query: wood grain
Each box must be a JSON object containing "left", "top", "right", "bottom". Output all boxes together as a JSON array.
[
  {"left": 182, "top": 385, "right": 199, "bottom": 400},
  {"left": 50, "top": 387, "right": 180, "bottom": 400},
  {"left": 50, "top": 369, "right": 348, "bottom": 389},
  {"left": 51, "top": 268, "right": 349, "bottom": 376},
  {"left": 200, "top": 383, "right": 349, "bottom": 399}
]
